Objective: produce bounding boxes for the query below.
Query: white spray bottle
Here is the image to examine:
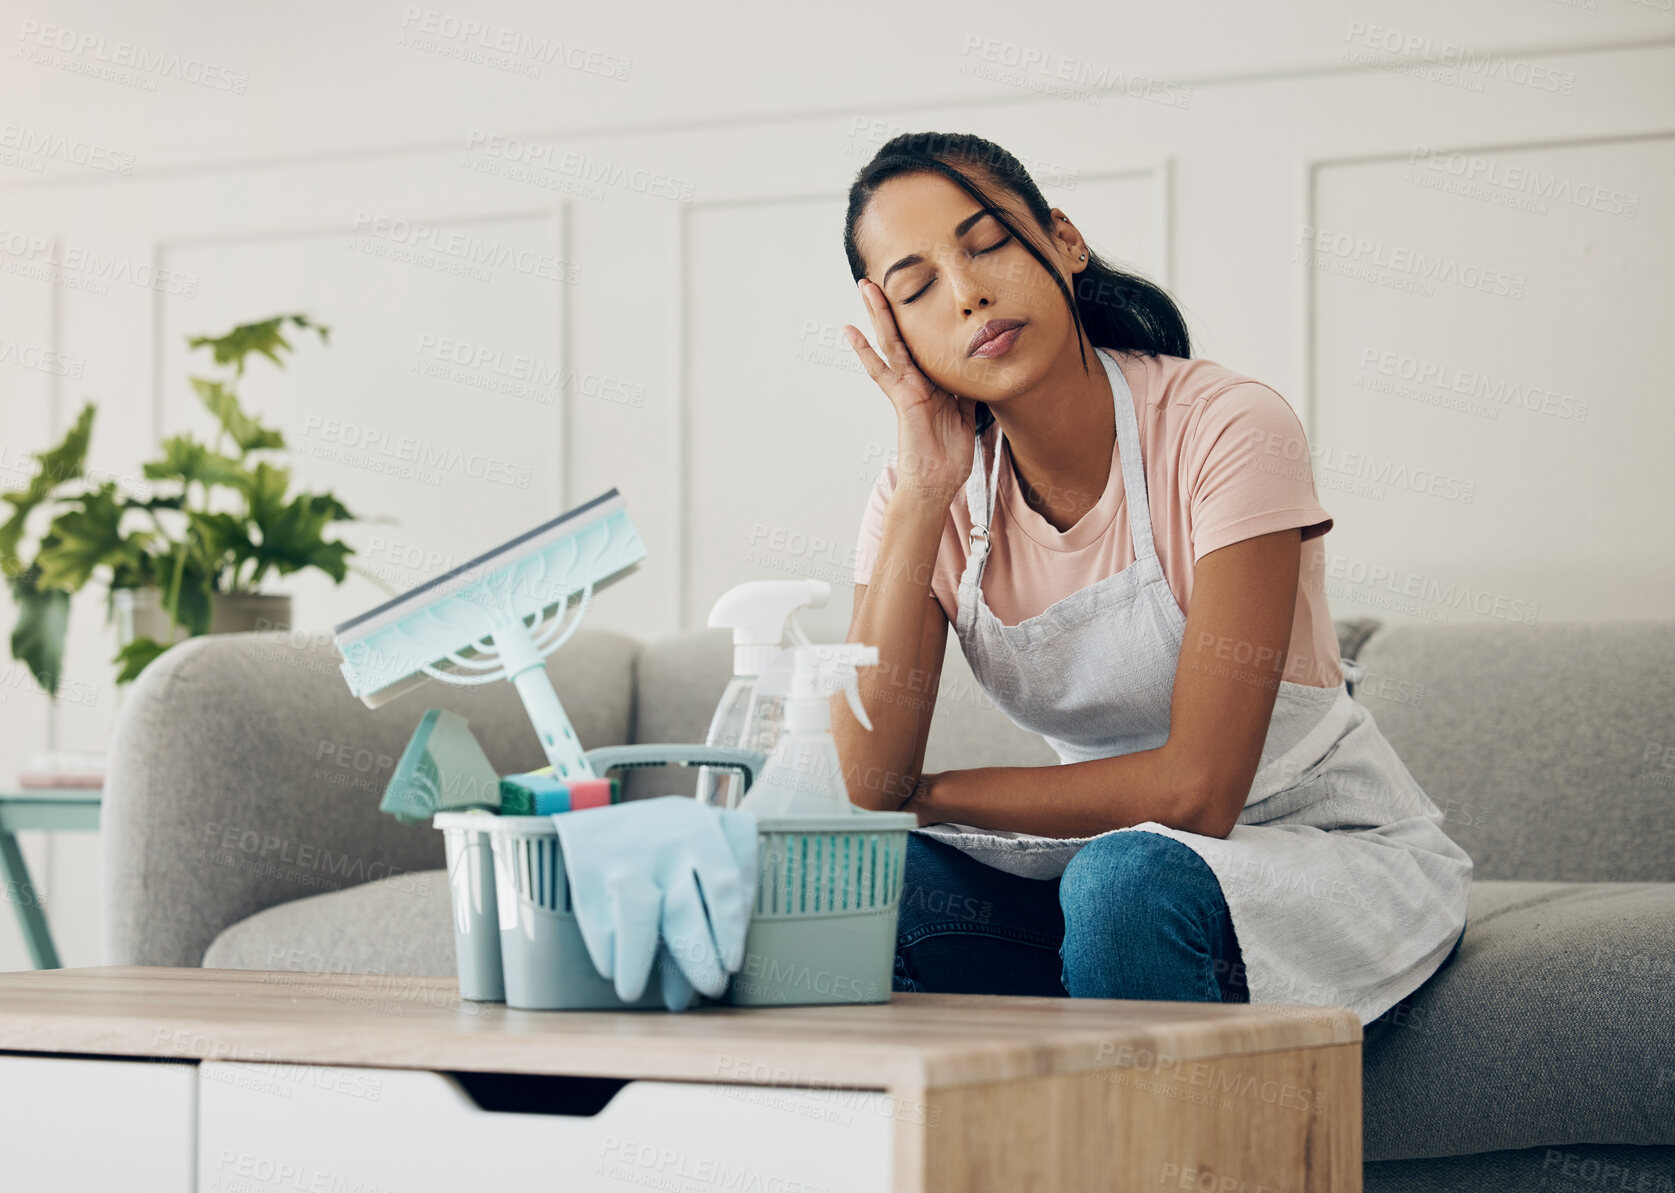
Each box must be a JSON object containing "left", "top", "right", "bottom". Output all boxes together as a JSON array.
[
  {"left": 697, "top": 580, "right": 831, "bottom": 807},
  {"left": 735, "top": 644, "right": 878, "bottom": 819}
]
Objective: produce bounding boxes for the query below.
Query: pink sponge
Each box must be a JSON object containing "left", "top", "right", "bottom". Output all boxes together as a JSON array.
[
  {"left": 563, "top": 777, "right": 616, "bottom": 811},
  {"left": 526, "top": 775, "right": 619, "bottom": 814}
]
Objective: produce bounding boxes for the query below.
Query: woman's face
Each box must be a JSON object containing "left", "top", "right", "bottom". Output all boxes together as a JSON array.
[{"left": 854, "top": 170, "right": 1084, "bottom": 401}]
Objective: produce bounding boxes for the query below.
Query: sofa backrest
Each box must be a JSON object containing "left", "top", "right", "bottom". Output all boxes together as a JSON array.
[
  {"left": 103, "top": 626, "right": 640, "bottom": 967},
  {"left": 1350, "top": 618, "right": 1675, "bottom": 882},
  {"left": 623, "top": 627, "right": 1059, "bottom": 800},
  {"left": 631, "top": 618, "right": 1675, "bottom": 883}
]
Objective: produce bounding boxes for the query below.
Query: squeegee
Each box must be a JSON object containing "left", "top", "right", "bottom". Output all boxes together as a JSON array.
[{"left": 332, "top": 489, "right": 647, "bottom": 782}]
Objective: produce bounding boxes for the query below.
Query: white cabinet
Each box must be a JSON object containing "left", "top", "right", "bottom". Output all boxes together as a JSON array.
[
  {"left": 0, "top": 1054, "right": 197, "bottom": 1192},
  {"left": 196, "top": 1061, "right": 895, "bottom": 1192}
]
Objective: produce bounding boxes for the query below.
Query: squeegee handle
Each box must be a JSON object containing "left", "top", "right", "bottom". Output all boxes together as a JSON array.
[
  {"left": 583, "top": 745, "right": 768, "bottom": 795},
  {"left": 510, "top": 666, "right": 597, "bottom": 780}
]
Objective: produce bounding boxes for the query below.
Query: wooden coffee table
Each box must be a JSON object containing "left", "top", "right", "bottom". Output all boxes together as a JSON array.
[{"left": 0, "top": 967, "right": 1362, "bottom": 1192}]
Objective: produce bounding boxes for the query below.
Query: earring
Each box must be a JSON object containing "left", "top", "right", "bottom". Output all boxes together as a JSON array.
[{"left": 1079, "top": 253, "right": 1087, "bottom": 261}]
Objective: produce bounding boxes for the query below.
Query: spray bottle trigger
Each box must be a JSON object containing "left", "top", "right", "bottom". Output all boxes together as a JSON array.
[{"left": 842, "top": 673, "right": 872, "bottom": 732}]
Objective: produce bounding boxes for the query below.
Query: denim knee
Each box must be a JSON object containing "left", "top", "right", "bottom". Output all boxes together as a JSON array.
[
  {"left": 1058, "top": 830, "right": 1238, "bottom": 1002},
  {"left": 1059, "top": 831, "right": 1225, "bottom": 925}
]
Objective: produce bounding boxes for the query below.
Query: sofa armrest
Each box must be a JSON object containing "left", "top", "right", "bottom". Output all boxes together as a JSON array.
[{"left": 101, "top": 626, "right": 639, "bottom": 967}]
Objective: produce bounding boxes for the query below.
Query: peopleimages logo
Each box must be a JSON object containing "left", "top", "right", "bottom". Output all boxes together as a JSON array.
[
  {"left": 397, "top": 8, "right": 631, "bottom": 80},
  {"left": 1342, "top": 22, "right": 1577, "bottom": 95},
  {"left": 465, "top": 130, "right": 696, "bottom": 203},
  {"left": 0, "top": 123, "right": 134, "bottom": 174},
  {"left": 1355, "top": 346, "right": 1590, "bottom": 423},
  {"left": 15, "top": 19, "right": 250, "bottom": 92},
  {"left": 1319, "top": 554, "right": 1540, "bottom": 626},
  {"left": 349, "top": 211, "right": 580, "bottom": 284},
  {"left": 1247, "top": 429, "right": 1477, "bottom": 504},
  {"left": 957, "top": 35, "right": 1193, "bottom": 109},
  {"left": 1408, "top": 145, "right": 1639, "bottom": 219},
  {"left": 1295, "top": 225, "right": 1526, "bottom": 300}
]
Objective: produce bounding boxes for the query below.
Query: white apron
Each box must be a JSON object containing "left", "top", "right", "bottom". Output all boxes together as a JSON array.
[{"left": 915, "top": 346, "right": 1472, "bottom": 1025}]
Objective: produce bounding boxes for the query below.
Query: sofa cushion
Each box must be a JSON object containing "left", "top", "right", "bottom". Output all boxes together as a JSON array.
[
  {"left": 1364, "top": 880, "right": 1675, "bottom": 1161},
  {"left": 202, "top": 868, "right": 453, "bottom": 978},
  {"left": 1352, "top": 620, "right": 1675, "bottom": 882}
]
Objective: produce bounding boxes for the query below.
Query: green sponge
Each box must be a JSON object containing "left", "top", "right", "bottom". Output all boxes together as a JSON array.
[
  {"left": 498, "top": 767, "right": 561, "bottom": 816},
  {"left": 499, "top": 767, "right": 619, "bottom": 815}
]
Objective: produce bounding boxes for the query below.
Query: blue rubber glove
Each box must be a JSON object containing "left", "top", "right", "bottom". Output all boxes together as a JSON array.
[
  {"left": 655, "top": 810, "right": 760, "bottom": 1010},
  {"left": 552, "top": 796, "right": 758, "bottom": 1011}
]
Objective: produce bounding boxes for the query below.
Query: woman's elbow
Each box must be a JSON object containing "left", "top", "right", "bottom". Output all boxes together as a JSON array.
[{"left": 1172, "top": 775, "right": 1243, "bottom": 840}]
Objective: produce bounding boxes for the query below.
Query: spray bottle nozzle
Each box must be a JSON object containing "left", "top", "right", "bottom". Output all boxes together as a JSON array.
[
  {"left": 736, "top": 641, "right": 883, "bottom": 819},
  {"left": 793, "top": 644, "right": 878, "bottom": 734},
  {"left": 706, "top": 580, "right": 832, "bottom": 677}
]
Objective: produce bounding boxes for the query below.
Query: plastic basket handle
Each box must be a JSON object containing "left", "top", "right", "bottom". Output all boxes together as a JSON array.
[{"left": 581, "top": 744, "right": 768, "bottom": 794}]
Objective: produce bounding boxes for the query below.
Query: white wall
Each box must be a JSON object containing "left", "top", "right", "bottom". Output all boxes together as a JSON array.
[{"left": 2, "top": 0, "right": 1671, "bottom": 969}]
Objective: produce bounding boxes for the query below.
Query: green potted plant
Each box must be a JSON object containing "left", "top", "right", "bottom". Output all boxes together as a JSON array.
[{"left": 1, "top": 312, "right": 387, "bottom": 695}]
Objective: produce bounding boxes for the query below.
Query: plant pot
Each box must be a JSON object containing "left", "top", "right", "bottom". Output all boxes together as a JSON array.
[
  {"left": 208, "top": 592, "right": 293, "bottom": 636},
  {"left": 113, "top": 587, "right": 293, "bottom": 649}
]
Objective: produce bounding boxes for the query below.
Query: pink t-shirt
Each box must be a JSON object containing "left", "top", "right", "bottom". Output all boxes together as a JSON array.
[{"left": 852, "top": 349, "right": 1343, "bottom": 687}]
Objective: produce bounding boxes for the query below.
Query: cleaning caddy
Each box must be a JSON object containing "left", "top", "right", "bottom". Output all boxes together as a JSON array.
[{"left": 331, "top": 492, "right": 915, "bottom": 1011}]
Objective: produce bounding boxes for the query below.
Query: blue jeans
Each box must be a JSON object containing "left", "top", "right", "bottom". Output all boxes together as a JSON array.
[{"left": 892, "top": 830, "right": 1251, "bottom": 1003}]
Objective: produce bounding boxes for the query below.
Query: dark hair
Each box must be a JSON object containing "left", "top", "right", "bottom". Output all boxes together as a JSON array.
[{"left": 843, "top": 131, "right": 1190, "bottom": 434}]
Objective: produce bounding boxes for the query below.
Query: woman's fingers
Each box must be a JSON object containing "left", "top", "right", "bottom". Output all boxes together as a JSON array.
[
  {"left": 842, "top": 324, "right": 890, "bottom": 385},
  {"left": 858, "top": 279, "right": 914, "bottom": 376}
]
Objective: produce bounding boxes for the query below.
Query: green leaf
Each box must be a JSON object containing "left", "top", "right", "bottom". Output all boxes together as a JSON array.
[
  {"left": 305, "top": 490, "right": 355, "bottom": 524},
  {"left": 244, "top": 460, "right": 292, "bottom": 526},
  {"left": 245, "top": 464, "right": 352, "bottom": 587},
  {"left": 0, "top": 403, "right": 95, "bottom": 572},
  {"left": 123, "top": 494, "right": 185, "bottom": 513},
  {"left": 34, "top": 483, "right": 137, "bottom": 592},
  {"left": 252, "top": 495, "right": 354, "bottom": 584},
  {"left": 190, "top": 376, "right": 286, "bottom": 454},
  {"left": 112, "top": 636, "right": 172, "bottom": 685},
  {"left": 142, "top": 435, "right": 250, "bottom": 492},
  {"left": 186, "top": 510, "right": 255, "bottom": 575},
  {"left": 186, "top": 313, "right": 329, "bottom": 377},
  {"left": 8, "top": 568, "right": 70, "bottom": 698}
]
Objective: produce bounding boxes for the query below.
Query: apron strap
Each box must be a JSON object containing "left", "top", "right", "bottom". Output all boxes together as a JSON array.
[
  {"left": 957, "top": 350, "right": 1150, "bottom": 630},
  {"left": 956, "top": 426, "right": 1003, "bottom": 633},
  {"left": 1104, "top": 348, "right": 1158, "bottom": 564}
]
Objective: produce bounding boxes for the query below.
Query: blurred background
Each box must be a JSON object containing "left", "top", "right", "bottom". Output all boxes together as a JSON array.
[{"left": 2, "top": 1, "right": 1670, "bottom": 967}]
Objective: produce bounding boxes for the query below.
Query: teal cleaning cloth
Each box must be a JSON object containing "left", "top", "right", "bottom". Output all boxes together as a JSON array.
[
  {"left": 552, "top": 796, "right": 758, "bottom": 1012},
  {"left": 381, "top": 709, "right": 500, "bottom": 823}
]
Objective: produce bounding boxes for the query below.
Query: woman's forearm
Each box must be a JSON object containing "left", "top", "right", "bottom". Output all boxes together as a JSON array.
[
  {"left": 835, "top": 488, "right": 949, "bottom": 811},
  {"left": 909, "top": 744, "right": 1210, "bottom": 838}
]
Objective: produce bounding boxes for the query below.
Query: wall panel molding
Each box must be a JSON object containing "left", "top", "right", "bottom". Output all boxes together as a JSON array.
[
  {"left": 146, "top": 203, "right": 571, "bottom": 466},
  {"left": 1294, "top": 128, "right": 1675, "bottom": 440}
]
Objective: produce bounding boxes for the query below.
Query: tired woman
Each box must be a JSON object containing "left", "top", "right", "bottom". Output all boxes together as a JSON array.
[{"left": 835, "top": 131, "right": 1470, "bottom": 1024}]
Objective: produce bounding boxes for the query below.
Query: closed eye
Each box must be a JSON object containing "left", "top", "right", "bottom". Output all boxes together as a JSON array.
[{"left": 900, "top": 236, "right": 1013, "bottom": 305}]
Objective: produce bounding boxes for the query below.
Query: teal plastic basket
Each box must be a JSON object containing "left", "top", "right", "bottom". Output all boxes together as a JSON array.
[
  {"left": 485, "top": 814, "right": 667, "bottom": 1011},
  {"left": 725, "top": 811, "right": 917, "bottom": 1007},
  {"left": 434, "top": 812, "right": 504, "bottom": 1002},
  {"left": 434, "top": 745, "right": 766, "bottom": 1010},
  {"left": 433, "top": 748, "right": 915, "bottom": 1010}
]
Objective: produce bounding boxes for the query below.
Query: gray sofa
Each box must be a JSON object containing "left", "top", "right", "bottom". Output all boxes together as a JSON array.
[{"left": 102, "top": 617, "right": 1675, "bottom": 1192}]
